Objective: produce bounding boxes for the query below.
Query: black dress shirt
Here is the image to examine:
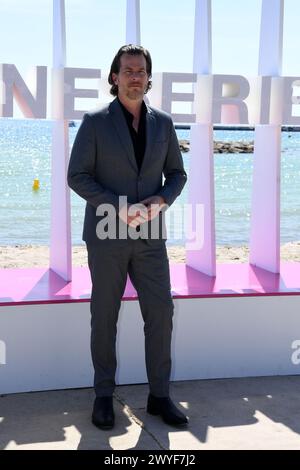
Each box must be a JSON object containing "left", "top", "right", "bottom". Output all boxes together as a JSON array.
[{"left": 117, "top": 98, "right": 147, "bottom": 172}]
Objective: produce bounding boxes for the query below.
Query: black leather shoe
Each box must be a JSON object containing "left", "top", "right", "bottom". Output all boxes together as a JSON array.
[
  {"left": 147, "top": 394, "right": 188, "bottom": 427},
  {"left": 92, "top": 396, "right": 115, "bottom": 430}
]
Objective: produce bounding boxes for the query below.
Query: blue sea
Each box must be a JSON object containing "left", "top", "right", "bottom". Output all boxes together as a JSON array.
[{"left": 0, "top": 119, "right": 299, "bottom": 246}]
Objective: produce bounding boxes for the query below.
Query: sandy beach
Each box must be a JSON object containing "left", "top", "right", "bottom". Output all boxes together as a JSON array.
[{"left": 0, "top": 242, "right": 299, "bottom": 269}]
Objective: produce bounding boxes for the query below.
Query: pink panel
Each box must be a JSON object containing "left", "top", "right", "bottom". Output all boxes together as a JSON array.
[
  {"left": 0, "top": 263, "right": 299, "bottom": 307},
  {"left": 186, "top": 123, "right": 216, "bottom": 276},
  {"left": 250, "top": 125, "right": 281, "bottom": 273}
]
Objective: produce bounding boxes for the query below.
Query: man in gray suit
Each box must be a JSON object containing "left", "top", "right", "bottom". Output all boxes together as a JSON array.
[{"left": 68, "top": 45, "right": 188, "bottom": 429}]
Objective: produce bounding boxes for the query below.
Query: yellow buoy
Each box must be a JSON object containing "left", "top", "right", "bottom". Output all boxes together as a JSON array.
[{"left": 32, "top": 178, "right": 40, "bottom": 190}]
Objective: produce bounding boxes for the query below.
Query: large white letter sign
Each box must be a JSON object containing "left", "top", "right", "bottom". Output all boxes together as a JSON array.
[
  {"left": 161, "top": 73, "right": 197, "bottom": 123},
  {"left": 2, "top": 68, "right": 300, "bottom": 126},
  {"left": 0, "top": 64, "right": 47, "bottom": 118},
  {"left": 63, "top": 67, "right": 101, "bottom": 120},
  {"left": 0, "top": 0, "right": 298, "bottom": 280},
  {"left": 282, "top": 77, "right": 300, "bottom": 125},
  {"left": 52, "top": 67, "right": 101, "bottom": 120},
  {"left": 212, "top": 74, "right": 250, "bottom": 124}
]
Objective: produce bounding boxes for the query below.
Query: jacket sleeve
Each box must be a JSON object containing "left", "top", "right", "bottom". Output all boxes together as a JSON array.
[
  {"left": 67, "top": 113, "right": 121, "bottom": 211},
  {"left": 156, "top": 119, "right": 187, "bottom": 207}
]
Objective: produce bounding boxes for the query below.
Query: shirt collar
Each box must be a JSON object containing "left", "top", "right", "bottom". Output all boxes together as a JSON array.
[{"left": 117, "top": 97, "right": 147, "bottom": 123}]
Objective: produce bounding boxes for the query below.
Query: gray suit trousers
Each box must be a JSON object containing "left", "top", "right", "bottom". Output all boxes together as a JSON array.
[{"left": 86, "top": 238, "right": 174, "bottom": 398}]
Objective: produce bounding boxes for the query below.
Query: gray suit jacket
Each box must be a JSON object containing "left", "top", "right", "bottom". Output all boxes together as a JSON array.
[{"left": 67, "top": 98, "right": 187, "bottom": 244}]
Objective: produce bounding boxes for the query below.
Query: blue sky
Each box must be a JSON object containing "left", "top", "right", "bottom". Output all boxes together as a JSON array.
[
  {"left": 1, "top": 0, "right": 300, "bottom": 116},
  {"left": 1, "top": 0, "right": 300, "bottom": 74}
]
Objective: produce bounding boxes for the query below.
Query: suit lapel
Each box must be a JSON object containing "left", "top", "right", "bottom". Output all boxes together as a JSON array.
[
  {"left": 140, "top": 106, "right": 157, "bottom": 174},
  {"left": 109, "top": 99, "right": 138, "bottom": 173}
]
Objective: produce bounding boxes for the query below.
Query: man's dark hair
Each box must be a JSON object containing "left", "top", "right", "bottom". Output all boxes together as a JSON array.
[{"left": 108, "top": 44, "right": 152, "bottom": 96}]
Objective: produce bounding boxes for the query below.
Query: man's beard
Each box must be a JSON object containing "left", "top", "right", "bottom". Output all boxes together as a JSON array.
[{"left": 126, "top": 87, "right": 144, "bottom": 100}]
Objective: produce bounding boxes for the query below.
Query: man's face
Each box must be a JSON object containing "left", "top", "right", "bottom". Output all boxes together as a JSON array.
[{"left": 112, "top": 53, "right": 149, "bottom": 102}]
